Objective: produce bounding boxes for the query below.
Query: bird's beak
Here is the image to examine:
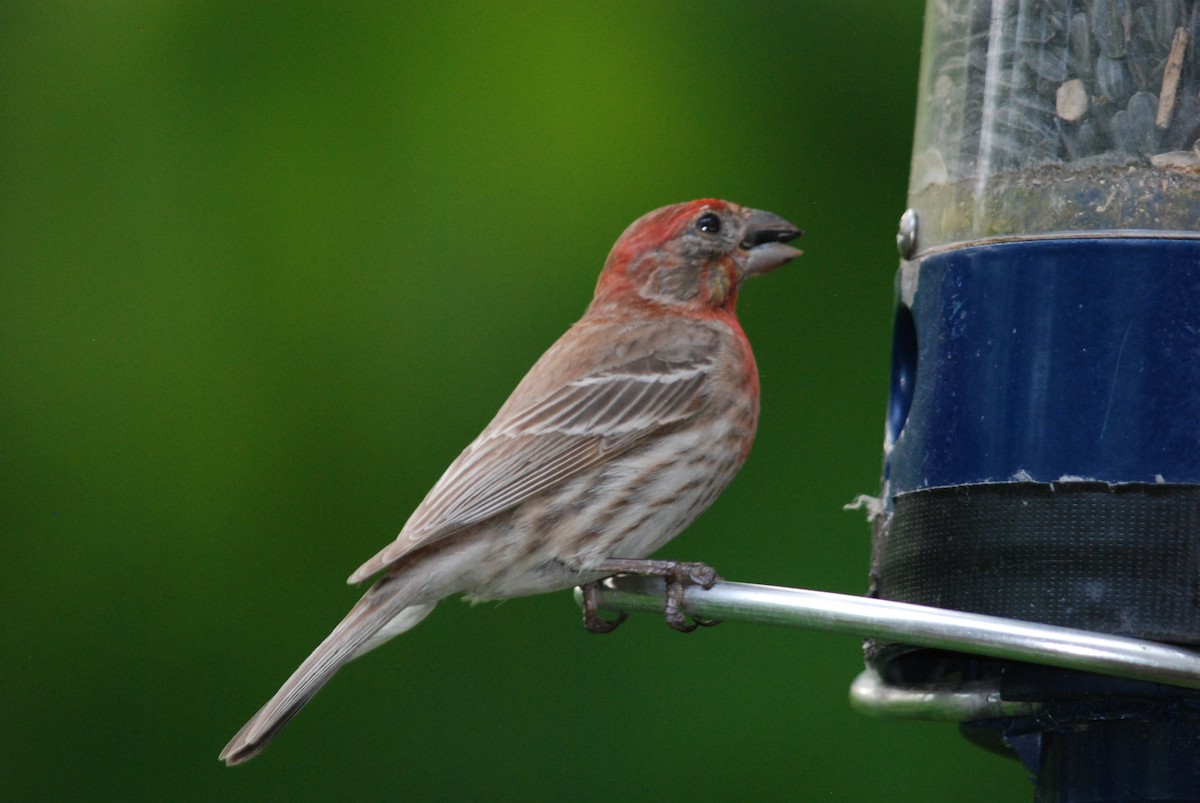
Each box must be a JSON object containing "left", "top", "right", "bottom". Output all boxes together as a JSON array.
[{"left": 741, "top": 209, "right": 803, "bottom": 276}]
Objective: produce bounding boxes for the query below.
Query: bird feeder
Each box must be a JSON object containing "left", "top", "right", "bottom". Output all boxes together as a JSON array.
[{"left": 865, "top": 0, "right": 1200, "bottom": 796}]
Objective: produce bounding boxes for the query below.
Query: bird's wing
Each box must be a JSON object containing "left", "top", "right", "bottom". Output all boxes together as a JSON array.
[{"left": 347, "top": 320, "right": 723, "bottom": 583}]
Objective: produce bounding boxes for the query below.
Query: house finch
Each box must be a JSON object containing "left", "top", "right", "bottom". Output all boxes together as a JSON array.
[{"left": 219, "top": 199, "right": 801, "bottom": 765}]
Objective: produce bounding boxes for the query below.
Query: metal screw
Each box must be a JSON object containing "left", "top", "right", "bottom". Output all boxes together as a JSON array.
[{"left": 896, "top": 208, "right": 918, "bottom": 259}]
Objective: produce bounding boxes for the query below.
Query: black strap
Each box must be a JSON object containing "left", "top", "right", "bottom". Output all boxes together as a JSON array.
[{"left": 872, "top": 482, "right": 1200, "bottom": 644}]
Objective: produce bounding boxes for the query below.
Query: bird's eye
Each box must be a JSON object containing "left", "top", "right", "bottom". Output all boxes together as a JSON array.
[{"left": 696, "top": 212, "right": 722, "bottom": 235}]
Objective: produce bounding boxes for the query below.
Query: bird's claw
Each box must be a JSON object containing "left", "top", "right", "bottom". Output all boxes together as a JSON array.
[
  {"left": 662, "top": 561, "right": 721, "bottom": 632},
  {"left": 589, "top": 558, "right": 722, "bottom": 633},
  {"left": 669, "top": 561, "right": 719, "bottom": 590},
  {"left": 580, "top": 580, "right": 629, "bottom": 634}
]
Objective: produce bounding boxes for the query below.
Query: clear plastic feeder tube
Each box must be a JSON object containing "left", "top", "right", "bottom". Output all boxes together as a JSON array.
[{"left": 909, "top": 0, "right": 1200, "bottom": 254}]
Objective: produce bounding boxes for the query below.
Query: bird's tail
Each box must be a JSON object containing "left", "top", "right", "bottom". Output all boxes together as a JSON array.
[{"left": 219, "top": 573, "right": 437, "bottom": 766}]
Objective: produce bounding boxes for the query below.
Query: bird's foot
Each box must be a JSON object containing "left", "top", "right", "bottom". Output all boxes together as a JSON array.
[
  {"left": 593, "top": 558, "right": 722, "bottom": 633},
  {"left": 580, "top": 579, "right": 629, "bottom": 634}
]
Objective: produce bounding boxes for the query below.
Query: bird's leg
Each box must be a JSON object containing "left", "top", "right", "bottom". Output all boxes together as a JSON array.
[
  {"left": 593, "top": 558, "right": 722, "bottom": 633},
  {"left": 579, "top": 580, "right": 629, "bottom": 634}
]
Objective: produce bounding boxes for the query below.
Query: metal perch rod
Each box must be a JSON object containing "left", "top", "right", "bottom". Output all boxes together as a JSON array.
[{"left": 575, "top": 575, "right": 1200, "bottom": 691}]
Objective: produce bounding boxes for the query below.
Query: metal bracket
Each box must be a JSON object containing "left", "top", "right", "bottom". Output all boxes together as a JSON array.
[{"left": 575, "top": 575, "right": 1200, "bottom": 706}]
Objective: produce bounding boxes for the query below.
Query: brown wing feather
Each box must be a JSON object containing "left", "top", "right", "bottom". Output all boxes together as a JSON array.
[{"left": 347, "top": 317, "right": 724, "bottom": 584}]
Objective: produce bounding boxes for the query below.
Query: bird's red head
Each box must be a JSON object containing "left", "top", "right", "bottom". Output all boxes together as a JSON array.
[{"left": 590, "top": 199, "right": 802, "bottom": 316}]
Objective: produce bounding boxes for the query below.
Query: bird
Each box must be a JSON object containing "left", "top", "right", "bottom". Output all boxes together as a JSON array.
[{"left": 219, "top": 198, "right": 802, "bottom": 765}]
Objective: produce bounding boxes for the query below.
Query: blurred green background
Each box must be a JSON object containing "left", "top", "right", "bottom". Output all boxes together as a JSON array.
[{"left": 2, "top": 1, "right": 1029, "bottom": 800}]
